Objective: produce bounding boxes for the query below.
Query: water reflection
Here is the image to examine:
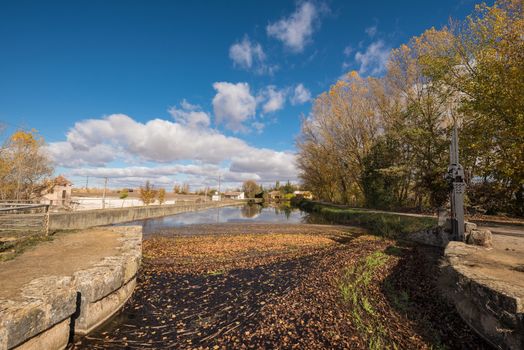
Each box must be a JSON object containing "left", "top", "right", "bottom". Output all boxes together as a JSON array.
[{"left": 125, "top": 204, "right": 308, "bottom": 235}]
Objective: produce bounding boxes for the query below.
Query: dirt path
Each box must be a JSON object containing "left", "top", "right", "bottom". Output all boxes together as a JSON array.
[
  {"left": 74, "top": 223, "right": 490, "bottom": 349},
  {"left": 0, "top": 228, "right": 121, "bottom": 300}
]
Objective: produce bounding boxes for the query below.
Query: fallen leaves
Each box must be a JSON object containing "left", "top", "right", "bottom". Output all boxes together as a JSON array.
[{"left": 73, "top": 223, "right": 490, "bottom": 350}]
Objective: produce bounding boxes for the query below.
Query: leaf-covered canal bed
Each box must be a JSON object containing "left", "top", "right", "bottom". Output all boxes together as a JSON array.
[{"left": 73, "top": 224, "right": 490, "bottom": 350}]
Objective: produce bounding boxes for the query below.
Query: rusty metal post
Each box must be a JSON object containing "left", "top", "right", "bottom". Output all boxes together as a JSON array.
[{"left": 447, "top": 125, "right": 465, "bottom": 241}]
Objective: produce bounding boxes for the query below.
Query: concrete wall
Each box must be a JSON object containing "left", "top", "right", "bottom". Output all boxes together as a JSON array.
[{"left": 49, "top": 201, "right": 237, "bottom": 231}]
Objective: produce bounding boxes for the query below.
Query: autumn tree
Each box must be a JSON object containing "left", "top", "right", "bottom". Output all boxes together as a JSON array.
[
  {"left": 297, "top": 0, "right": 522, "bottom": 215},
  {"left": 119, "top": 188, "right": 129, "bottom": 207},
  {"left": 242, "top": 180, "right": 260, "bottom": 198},
  {"left": 157, "top": 188, "right": 166, "bottom": 205},
  {"left": 297, "top": 72, "right": 380, "bottom": 205},
  {"left": 0, "top": 130, "right": 53, "bottom": 200},
  {"left": 139, "top": 181, "right": 157, "bottom": 205},
  {"left": 416, "top": 0, "right": 524, "bottom": 214}
]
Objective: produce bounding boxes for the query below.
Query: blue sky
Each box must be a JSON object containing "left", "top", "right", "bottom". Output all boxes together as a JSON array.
[{"left": 0, "top": 0, "right": 481, "bottom": 190}]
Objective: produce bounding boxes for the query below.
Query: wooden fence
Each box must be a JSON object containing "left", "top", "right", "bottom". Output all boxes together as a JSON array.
[{"left": 0, "top": 202, "right": 50, "bottom": 244}]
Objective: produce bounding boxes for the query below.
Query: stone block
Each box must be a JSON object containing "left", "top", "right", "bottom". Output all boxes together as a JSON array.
[
  {"left": 466, "top": 229, "right": 493, "bottom": 248},
  {"left": 465, "top": 221, "right": 477, "bottom": 234},
  {"left": 73, "top": 265, "right": 125, "bottom": 303},
  {"left": 0, "top": 276, "right": 77, "bottom": 350},
  {"left": 74, "top": 278, "right": 137, "bottom": 335},
  {"left": 12, "top": 319, "right": 70, "bottom": 350}
]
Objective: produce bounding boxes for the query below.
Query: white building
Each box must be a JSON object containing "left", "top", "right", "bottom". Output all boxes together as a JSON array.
[{"left": 223, "top": 191, "right": 245, "bottom": 200}]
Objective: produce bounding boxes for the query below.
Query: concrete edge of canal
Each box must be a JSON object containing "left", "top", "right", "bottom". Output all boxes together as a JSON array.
[
  {"left": 0, "top": 226, "right": 142, "bottom": 350},
  {"left": 48, "top": 200, "right": 242, "bottom": 231}
]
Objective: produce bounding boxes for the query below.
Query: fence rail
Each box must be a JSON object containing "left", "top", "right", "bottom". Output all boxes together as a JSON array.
[{"left": 0, "top": 204, "right": 50, "bottom": 243}]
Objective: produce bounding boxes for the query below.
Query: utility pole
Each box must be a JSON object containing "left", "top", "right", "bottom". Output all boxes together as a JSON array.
[
  {"left": 85, "top": 176, "right": 89, "bottom": 191},
  {"left": 102, "top": 177, "right": 108, "bottom": 209},
  {"left": 447, "top": 125, "right": 465, "bottom": 241},
  {"left": 218, "top": 175, "right": 221, "bottom": 201}
]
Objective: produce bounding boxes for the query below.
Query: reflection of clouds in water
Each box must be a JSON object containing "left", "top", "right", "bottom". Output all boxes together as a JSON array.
[{"left": 126, "top": 204, "right": 306, "bottom": 234}]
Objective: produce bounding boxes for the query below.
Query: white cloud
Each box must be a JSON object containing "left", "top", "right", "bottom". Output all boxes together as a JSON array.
[
  {"left": 230, "top": 149, "right": 297, "bottom": 181},
  {"left": 47, "top": 142, "right": 116, "bottom": 167},
  {"left": 228, "top": 36, "right": 279, "bottom": 75},
  {"left": 266, "top": 1, "right": 318, "bottom": 52},
  {"left": 48, "top": 114, "right": 299, "bottom": 186},
  {"left": 343, "top": 46, "right": 353, "bottom": 57},
  {"left": 212, "top": 82, "right": 257, "bottom": 132},
  {"left": 291, "top": 83, "right": 311, "bottom": 105},
  {"left": 229, "top": 36, "right": 265, "bottom": 69},
  {"left": 365, "top": 25, "right": 377, "bottom": 37},
  {"left": 354, "top": 40, "right": 390, "bottom": 76},
  {"left": 53, "top": 114, "right": 247, "bottom": 164},
  {"left": 260, "top": 85, "right": 287, "bottom": 113},
  {"left": 168, "top": 99, "right": 211, "bottom": 128}
]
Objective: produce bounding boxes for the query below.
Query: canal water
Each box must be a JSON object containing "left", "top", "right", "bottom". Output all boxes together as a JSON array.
[{"left": 123, "top": 204, "right": 310, "bottom": 235}]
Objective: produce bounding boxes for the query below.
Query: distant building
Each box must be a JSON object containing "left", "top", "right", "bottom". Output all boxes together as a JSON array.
[
  {"left": 211, "top": 194, "right": 221, "bottom": 201},
  {"left": 42, "top": 175, "right": 73, "bottom": 206},
  {"left": 293, "top": 190, "right": 313, "bottom": 200},
  {"left": 223, "top": 191, "right": 245, "bottom": 200},
  {"left": 268, "top": 190, "right": 282, "bottom": 201}
]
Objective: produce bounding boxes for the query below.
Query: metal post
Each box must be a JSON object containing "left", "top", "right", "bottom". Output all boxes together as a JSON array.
[
  {"left": 447, "top": 125, "right": 465, "bottom": 241},
  {"left": 102, "top": 177, "right": 108, "bottom": 209}
]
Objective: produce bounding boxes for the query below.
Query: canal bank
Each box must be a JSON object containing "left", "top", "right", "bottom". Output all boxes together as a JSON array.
[{"left": 48, "top": 200, "right": 240, "bottom": 231}]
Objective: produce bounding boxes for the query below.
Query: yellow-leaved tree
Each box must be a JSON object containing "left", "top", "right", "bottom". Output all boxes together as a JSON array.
[{"left": 0, "top": 130, "right": 53, "bottom": 200}]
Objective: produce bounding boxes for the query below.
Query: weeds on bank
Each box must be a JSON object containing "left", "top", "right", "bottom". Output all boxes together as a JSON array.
[
  {"left": 299, "top": 201, "right": 436, "bottom": 238},
  {"left": 338, "top": 251, "right": 395, "bottom": 350},
  {"left": 0, "top": 235, "right": 54, "bottom": 262}
]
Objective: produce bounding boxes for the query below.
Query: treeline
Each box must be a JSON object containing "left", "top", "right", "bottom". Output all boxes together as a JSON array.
[{"left": 297, "top": 0, "right": 523, "bottom": 216}]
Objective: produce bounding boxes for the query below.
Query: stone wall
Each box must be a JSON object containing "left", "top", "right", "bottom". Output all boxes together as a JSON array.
[
  {"left": 0, "top": 226, "right": 142, "bottom": 350},
  {"left": 408, "top": 220, "right": 492, "bottom": 248},
  {"left": 440, "top": 242, "right": 523, "bottom": 350},
  {"left": 49, "top": 201, "right": 238, "bottom": 231}
]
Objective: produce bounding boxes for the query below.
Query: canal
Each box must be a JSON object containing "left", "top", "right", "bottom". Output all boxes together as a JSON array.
[{"left": 123, "top": 203, "right": 309, "bottom": 235}]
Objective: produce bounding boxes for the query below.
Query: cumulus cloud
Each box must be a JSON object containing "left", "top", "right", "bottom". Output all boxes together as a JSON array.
[
  {"left": 212, "top": 82, "right": 257, "bottom": 132},
  {"left": 354, "top": 40, "right": 391, "bottom": 76},
  {"left": 46, "top": 142, "right": 116, "bottom": 167},
  {"left": 291, "top": 83, "right": 311, "bottom": 105},
  {"left": 47, "top": 113, "right": 299, "bottom": 186},
  {"left": 168, "top": 99, "right": 211, "bottom": 128},
  {"left": 230, "top": 149, "right": 297, "bottom": 181},
  {"left": 266, "top": 1, "right": 319, "bottom": 52},
  {"left": 52, "top": 114, "right": 247, "bottom": 164},
  {"left": 260, "top": 85, "right": 287, "bottom": 113}
]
